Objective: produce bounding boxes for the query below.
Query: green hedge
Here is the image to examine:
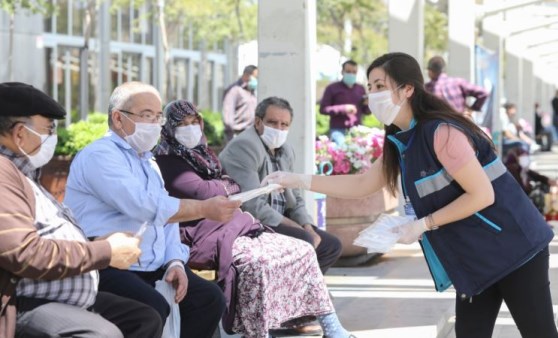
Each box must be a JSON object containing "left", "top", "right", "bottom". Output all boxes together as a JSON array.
[{"left": 55, "top": 113, "right": 109, "bottom": 156}]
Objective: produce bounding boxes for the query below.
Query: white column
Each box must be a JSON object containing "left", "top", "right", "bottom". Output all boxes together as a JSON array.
[
  {"left": 482, "top": 21, "right": 504, "bottom": 148},
  {"left": 505, "top": 42, "right": 523, "bottom": 111},
  {"left": 258, "top": 0, "right": 317, "bottom": 214},
  {"left": 388, "top": 0, "right": 424, "bottom": 67},
  {"left": 447, "top": 0, "right": 475, "bottom": 81},
  {"left": 521, "top": 56, "right": 535, "bottom": 126}
]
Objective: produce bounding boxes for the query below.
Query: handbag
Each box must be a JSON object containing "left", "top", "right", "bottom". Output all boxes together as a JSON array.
[
  {"left": 155, "top": 272, "right": 181, "bottom": 338},
  {"left": 0, "top": 272, "right": 19, "bottom": 338}
]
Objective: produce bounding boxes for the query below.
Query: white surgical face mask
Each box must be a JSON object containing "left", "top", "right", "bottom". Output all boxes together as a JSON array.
[
  {"left": 175, "top": 125, "right": 202, "bottom": 149},
  {"left": 121, "top": 113, "right": 161, "bottom": 153},
  {"left": 19, "top": 126, "right": 58, "bottom": 169},
  {"left": 260, "top": 125, "right": 289, "bottom": 149},
  {"left": 368, "top": 88, "right": 404, "bottom": 126}
]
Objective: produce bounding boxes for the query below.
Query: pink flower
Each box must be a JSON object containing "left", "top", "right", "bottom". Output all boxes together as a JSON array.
[{"left": 315, "top": 126, "right": 385, "bottom": 175}]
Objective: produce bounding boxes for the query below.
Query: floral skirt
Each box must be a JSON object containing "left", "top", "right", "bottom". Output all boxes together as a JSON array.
[{"left": 231, "top": 232, "right": 334, "bottom": 338}]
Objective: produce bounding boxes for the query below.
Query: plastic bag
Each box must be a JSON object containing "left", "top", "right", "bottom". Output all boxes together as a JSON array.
[
  {"left": 155, "top": 272, "right": 181, "bottom": 338},
  {"left": 353, "top": 213, "right": 413, "bottom": 253},
  {"left": 228, "top": 184, "right": 282, "bottom": 203}
]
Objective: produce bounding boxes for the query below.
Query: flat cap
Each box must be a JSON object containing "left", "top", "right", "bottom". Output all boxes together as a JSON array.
[{"left": 0, "top": 82, "right": 66, "bottom": 119}]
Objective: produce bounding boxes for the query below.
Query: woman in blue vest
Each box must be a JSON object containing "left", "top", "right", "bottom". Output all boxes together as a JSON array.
[{"left": 264, "top": 52, "right": 557, "bottom": 338}]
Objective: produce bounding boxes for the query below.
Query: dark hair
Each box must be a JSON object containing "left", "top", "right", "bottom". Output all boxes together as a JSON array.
[
  {"left": 503, "top": 102, "right": 516, "bottom": 111},
  {"left": 342, "top": 60, "right": 358, "bottom": 71},
  {"left": 0, "top": 116, "right": 27, "bottom": 135},
  {"left": 243, "top": 65, "right": 258, "bottom": 76},
  {"left": 427, "top": 56, "right": 446, "bottom": 75},
  {"left": 366, "top": 52, "right": 494, "bottom": 196},
  {"left": 255, "top": 96, "right": 293, "bottom": 120}
]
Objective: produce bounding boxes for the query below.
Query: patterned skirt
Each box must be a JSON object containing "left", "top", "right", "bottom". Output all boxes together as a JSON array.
[{"left": 231, "top": 232, "right": 334, "bottom": 338}]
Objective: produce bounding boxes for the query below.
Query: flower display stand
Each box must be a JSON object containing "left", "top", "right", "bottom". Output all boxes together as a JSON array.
[{"left": 326, "top": 188, "right": 399, "bottom": 266}]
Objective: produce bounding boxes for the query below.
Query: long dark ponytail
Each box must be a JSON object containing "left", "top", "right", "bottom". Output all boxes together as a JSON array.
[{"left": 366, "top": 52, "right": 494, "bottom": 196}]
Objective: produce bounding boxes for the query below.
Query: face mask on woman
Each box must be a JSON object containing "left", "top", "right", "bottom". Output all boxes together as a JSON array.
[
  {"left": 260, "top": 125, "right": 289, "bottom": 149},
  {"left": 121, "top": 113, "right": 161, "bottom": 153},
  {"left": 367, "top": 87, "right": 405, "bottom": 126},
  {"left": 18, "top": 126, "right": 58, "bottom": 169},
  {"left": 175, "top": 125, "right": 202, "bottom": 149}
]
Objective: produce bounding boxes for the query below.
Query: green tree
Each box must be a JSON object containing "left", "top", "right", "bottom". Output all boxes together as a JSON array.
[
  {"left": 317, "top": 0, "right": 388, "bottom": 66},
  {"left": 424, "top": 2, "right": 448, "bottom": 63},
  {"left": 0, "top": 0, "right": 52, "bottom": 81}
]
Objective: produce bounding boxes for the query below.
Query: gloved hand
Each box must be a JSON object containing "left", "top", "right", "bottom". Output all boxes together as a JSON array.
[
  {"left": 261, "top": 171, "right": 312, "bottom": 190},
  {"left": 396, "top": 217, "right": 428, "bottom": 244}
]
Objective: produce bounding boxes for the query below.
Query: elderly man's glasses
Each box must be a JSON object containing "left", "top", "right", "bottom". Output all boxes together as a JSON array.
[
  {"left": 119, "top": 109, "right": 166, "bottom": 125},
  {"left": 9, "top": 119, "right": 58, "bottom": 136}
]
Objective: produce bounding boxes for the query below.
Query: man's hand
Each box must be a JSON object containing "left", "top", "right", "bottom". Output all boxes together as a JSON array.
[
  {"left": 345, "top": 104, "right": 357, "bottom": 115},
  {"left": 165, "top": 265, "right": 188, "bottom": 303},
  {"left": 201, "top": 196, "right": 241, "bottom": 222},
  {"left": 261, "top": 171, "right": 312, "bottom": 190},
  {"left": 105, "top": 233, "right": 142, "bottom": 269},
  {"left": 303, "top": 224, "right": 322, "bottom": 249}
]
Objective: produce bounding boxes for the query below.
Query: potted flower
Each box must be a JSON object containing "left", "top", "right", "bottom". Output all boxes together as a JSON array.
[
  {"left": 315, "top": 126, "right": 399, "bottom": 264},
  {"left": 41, "top": 113, "right": 109, "bottom": 201}
]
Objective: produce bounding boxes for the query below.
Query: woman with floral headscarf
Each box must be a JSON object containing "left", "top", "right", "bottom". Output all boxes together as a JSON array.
[{"left": 153, "top": 100, "right": 354, "bottom": 338}]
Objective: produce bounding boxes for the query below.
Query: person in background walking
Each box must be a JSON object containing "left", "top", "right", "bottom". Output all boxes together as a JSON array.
[
  {"left": 426, "top": 56, "right": 488, "bottom": 115},
  {"left": 222, "top": 65, "right": 258, "bottom": 142}
]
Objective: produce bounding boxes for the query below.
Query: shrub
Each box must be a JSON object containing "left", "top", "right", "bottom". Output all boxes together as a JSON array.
[
  {"left": 200, "top": 110, "right": 224, "bottom": 146},
  {"left": 55, "top": 113, "right": 109, "bottom": 156}
]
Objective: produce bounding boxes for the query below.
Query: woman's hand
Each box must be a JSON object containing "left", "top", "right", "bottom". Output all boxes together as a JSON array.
[
  {"left": 396, "top": 218, "right": 428, "bottom": 244},
  {"left": 261, "top": 171, "right": 312, "bottom": 190}
]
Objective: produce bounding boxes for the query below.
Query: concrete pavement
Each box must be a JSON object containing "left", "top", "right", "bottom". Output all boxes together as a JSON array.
[{"left": 220, "top": 147, "right": 558, "bottom": 338}]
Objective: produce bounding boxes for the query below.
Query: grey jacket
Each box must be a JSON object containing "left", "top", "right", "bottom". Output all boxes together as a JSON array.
[{"left": 218, "top": 126, "right": 313, "bottom": 227}]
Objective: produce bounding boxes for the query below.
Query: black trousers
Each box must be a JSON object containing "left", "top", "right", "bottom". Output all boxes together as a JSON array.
[
  {"left": 274, "top": 224, "right": 342, "bottom": 273},
  {"left": 455, "top": 247, "right": 558, "bottom": 338},
  {"left": 99, "top": 266, "right": 226, "bottom": 338},
  {"left": 16, "top": 291, "right": 162, "bottom": 338}
]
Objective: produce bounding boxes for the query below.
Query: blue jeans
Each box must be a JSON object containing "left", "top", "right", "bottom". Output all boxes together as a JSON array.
[{"left": 329, "top": 128, "right": 347, "bottom": 146}]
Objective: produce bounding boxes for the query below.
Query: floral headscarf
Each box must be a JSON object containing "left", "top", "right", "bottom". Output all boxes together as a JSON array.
[{"left": 153, "top": 100, "right": 222, "bottom": 179}]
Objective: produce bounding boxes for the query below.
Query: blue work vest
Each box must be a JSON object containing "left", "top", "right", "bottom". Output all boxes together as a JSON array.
[{"left": 387, "top": 119, "right": 554, "bottom": 299}]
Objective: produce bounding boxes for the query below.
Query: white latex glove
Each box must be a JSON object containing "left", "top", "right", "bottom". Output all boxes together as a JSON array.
[
  {"left": 261, "top": 171, "right": 312, "bottom": 190},
  {"left": 396, "top": 217, "right": 428, "bottom": 244}
]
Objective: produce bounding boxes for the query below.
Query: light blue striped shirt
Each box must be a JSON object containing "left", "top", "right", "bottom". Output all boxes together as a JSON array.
[{"left": 64, "top": 131, "right": 189, "bottom": 271}]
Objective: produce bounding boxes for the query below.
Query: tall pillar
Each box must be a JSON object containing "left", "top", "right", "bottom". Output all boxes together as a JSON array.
[
  {"left": 505, "top": 42, "right": 523, "bottom": 112},
  {"left": 448, "top": 0, "right": 475, "bottom": 81},
  {"left": 388, "top": 0, "right": 424, "bottom": 67},
  {"left": 96, "top": 1, "right": 111, "bottom": 113},
  {"left": 258, "top": 0, "right": 316, "bottom": 213},
  {"left": 482, "top": 21, "right": 504, "bottom": 147},
  {"left": 521, "top": 56, "right": 534, "bottom": 125}
]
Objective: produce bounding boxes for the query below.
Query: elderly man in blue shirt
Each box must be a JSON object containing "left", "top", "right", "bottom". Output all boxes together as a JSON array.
[{"left": 64, "top": 81, "right": 241, "bottom": 338}]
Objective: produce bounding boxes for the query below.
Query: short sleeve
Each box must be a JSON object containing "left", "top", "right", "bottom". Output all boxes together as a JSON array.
[{"left": 434, "top": 124, "right": 476, "bottom": 176}]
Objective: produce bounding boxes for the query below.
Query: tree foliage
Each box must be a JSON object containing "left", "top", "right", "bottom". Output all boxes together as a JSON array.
[
  {"left": 317, "top": 0, "right": 388, "bottom": 66},
  {"left": 424, "top": 2, "right": 448, "bottom": 62},
  {"left": 0, "top": 0, "right": 52, "bottom": 14}
]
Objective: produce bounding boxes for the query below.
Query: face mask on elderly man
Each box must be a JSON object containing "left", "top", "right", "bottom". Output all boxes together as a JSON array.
[
  {"left": 120, "top": 113, "right": 161, "bottom": 153},
  {"left": 260, "top": 125, "right": 288, "bottom": 149},
  {"left": 18, "top": 125, "right": 58, "bottom": 169}
]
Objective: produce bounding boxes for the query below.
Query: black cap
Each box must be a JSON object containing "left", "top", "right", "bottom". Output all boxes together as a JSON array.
[{"left": 0, "top": 82, "right": 66, "bottom": 119}]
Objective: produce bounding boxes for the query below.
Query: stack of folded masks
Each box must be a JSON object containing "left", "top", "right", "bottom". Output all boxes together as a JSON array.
[{"left": 353, "top": 213, "right": 414, "bottom": 253}]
